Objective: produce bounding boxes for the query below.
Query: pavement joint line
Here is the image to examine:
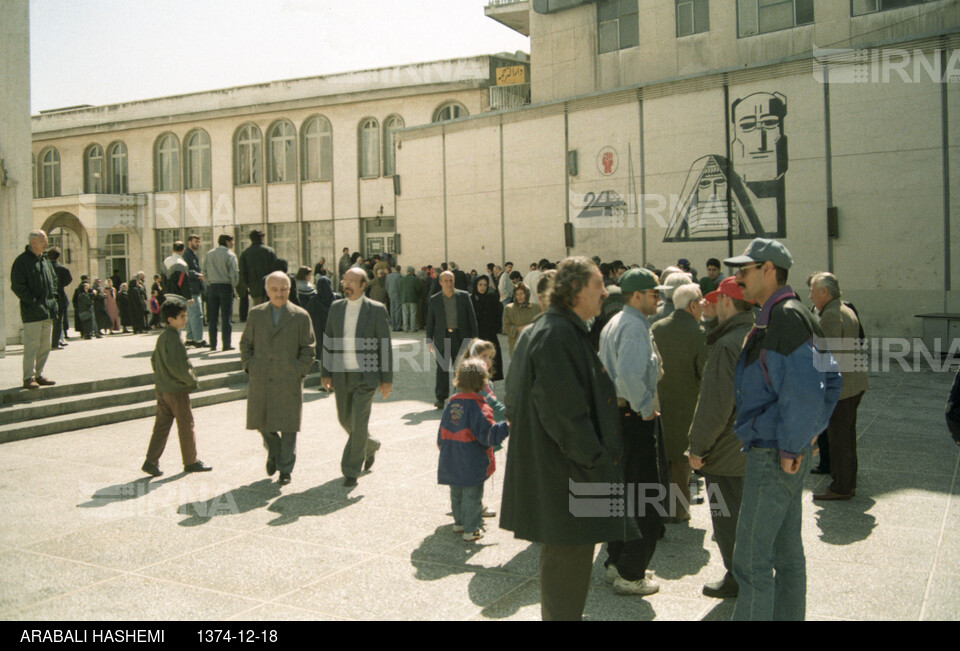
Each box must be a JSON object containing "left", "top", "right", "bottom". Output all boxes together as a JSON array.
[{"left": 918, "top": 447, "right": 960, "bottom": 621}]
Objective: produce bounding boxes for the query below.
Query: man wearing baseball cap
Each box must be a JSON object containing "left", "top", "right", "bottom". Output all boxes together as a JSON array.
[
  {"left": 723, "top": 238, "right": 841, "bottom": 620},
  {"left": 687, "top": 276, "right": 756, "bottom": 599},
  {"left": 597, "top": 268, "right": 665, "bottom": 597}
]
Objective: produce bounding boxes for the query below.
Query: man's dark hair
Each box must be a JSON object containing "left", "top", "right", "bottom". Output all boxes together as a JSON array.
[
  {"left": 509, "top": 270, "right": 523, "bottom": 281},
  {"left": 550, "top": 257, "right": 597, "bottom": 310},
  {"left": 187, "top": 233, "right": 200, "bottom": 243},
  {"left": 774, "top": 265, "right": 789, "bottom": 286},
  {"left": 173, "top": 241, "right": 185, "bottom": 253},
  {"left": 46, "top": 247, "right": 61, "bottom": 261},
  {"left": 218, "top": 234, "right": 233, "bottom": 247},
  {"left": 600, "top": 262, "right": 611, "bottom": 276},
  {"left": 538, "top": 258, "right": 551, "bottom": 270},
  {"left": 706, "top": 258, "right": 721, "bottom": 268},
  {"left": 161, "top": 299, "right": 187, "bottom": 323},
  {"left": 249, "top": 229, "right": 264, "bottom": 244},
  {"left": 504, "top": 261, "right": 513, "bottom": 268}
]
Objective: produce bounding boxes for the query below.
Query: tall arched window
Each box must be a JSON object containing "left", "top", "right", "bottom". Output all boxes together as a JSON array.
[
  {"left": 107, "top": 142, "right": 128, "bottom": 193},
  {"left": 358, "top": 118, "right": 380, "bottom": 179},
  {"left": 267, "top": 120, "right": 297, "bottom": 183},
  {"left": 235, "top": 124, "right": 262, "bottom": 186},
  {"left": 38, "top": 147, "right": 61, "bottom": 198},
  {"left": 432, "top": 102, "right": 469, "bottom": 123},
  {"left": 184, "top": 129, "right": 211, "bottom": 190},
  {"left": 84, "top": 144, "right": 104, "bottom": 194},
  {"left": 382, "top": 115, "right": 404, "bottom": 176},
  {"left": 154, "top": 133, "right": 181, "bottom": 192},
  {"left": 301, "top": 115, "right": 333, "bottom": 182}
]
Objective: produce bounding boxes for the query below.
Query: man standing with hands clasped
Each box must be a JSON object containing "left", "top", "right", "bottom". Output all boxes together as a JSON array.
[
  {"left": 321, "top": 268, "right": 393, "bottom": 487},
  {"left": 724, "top": 238, "right": 840, "bottom": 621}
]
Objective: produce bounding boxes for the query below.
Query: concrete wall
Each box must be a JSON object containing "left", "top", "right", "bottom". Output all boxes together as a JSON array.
[{"left": 0, "top": 0, "right": 32, "bottom": 348}]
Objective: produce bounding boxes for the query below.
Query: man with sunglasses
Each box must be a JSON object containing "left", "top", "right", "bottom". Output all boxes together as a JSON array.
[{"left": 723, "top": 238, "right": 840, "bottom": 621}]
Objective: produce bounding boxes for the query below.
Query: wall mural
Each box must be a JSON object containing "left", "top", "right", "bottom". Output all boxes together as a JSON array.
[{"left": 664, "top": 92, "right": 788, "bottom": 242}]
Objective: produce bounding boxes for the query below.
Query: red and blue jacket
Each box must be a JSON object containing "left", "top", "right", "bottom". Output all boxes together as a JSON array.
[
  {"left": 734, "top": 287, "right": 841, "bottom": 458},
  {"left": 437, "top": 393, "right": 510, "bottom": 487}
]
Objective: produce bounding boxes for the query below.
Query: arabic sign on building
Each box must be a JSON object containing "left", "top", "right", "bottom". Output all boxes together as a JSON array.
[{"left": 496, "top": 66, "right": 527, "bottom": 86}]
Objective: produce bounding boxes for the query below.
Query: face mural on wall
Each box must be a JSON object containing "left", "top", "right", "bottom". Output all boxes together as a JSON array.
[{"left": 664, "top": 92, "right": 788, "bottom": 242}]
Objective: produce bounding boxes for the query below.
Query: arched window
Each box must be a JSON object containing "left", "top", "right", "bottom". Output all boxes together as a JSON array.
[
  {"left": 84, "top": 144, "right": 104, "bottom": 194},
  {"left": 382, "top": 115, "right": 404, "bottom": 176},
  {"left": 358, "top": 118, "right": 380, "bottom": 178},
  {"left": 38, "top": 147, "right": 61, "bottom": 198},
  {"left": 184, "top": 130, "right": 211, "bottom": 190},
  {"left": 267, "top": 120, "right": 297, "bottom": 183},
  {"left": 432, "top": 102, "right": 469, "bottom": 123},
  {"left": 154, "top": 133, "right": 181, "bottom": 192},
  {"left": 32, "top": 154, "right": 37, "bottom": 198},
  {"left": 107, "top": 142, "right": 128, "bottom": 193},
  {"left": 235, "top": 124, "right": 262, "bottom": 186},
  {"left": 301, "top": 115, "right": 333, "bottom": 182}
]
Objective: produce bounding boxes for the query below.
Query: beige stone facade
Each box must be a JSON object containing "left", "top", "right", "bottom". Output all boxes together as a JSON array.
[{"left": 398, "top": 1, "right": 960, "bottom": 337}]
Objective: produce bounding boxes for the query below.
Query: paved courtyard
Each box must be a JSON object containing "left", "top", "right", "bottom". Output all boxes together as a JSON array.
[{"left": 0, "top": 329, "right": 958, "bottom": 620}]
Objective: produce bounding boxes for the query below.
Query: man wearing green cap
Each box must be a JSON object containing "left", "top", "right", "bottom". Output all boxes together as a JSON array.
[
  {"left": 723, "top": 238, "right": 841, "bottom": 620},
  {"left": 597, "top": 267, "right": 665, "bottom": 596}
]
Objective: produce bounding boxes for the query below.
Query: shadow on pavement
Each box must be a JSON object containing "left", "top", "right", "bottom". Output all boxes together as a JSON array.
[
  {"left": 266, "top": 477, "right": 363, "bottom": 525},
  {"left": 78, "top": 474, "right": 186, "bottom": 507},
  {"left": 814, "top": 497, "right": 878, "bottom": 545},
  {"left": 402, "top": 409, "right": 443, "bottom": 426},
  {"left": 177, "top": 478, "right": 281, "bottom": 527}
]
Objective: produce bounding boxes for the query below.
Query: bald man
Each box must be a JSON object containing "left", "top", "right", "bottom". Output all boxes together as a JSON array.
[
  {"left": 425, "top": 270, "right": 477, "bottom": 409},
  {"left": 11, "top": 230, "right": 59, "bottom": 389}
]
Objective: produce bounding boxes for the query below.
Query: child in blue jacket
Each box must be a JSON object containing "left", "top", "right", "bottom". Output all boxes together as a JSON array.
[{"left": 438, "top": 357, "right": 510, "bottom": 541}]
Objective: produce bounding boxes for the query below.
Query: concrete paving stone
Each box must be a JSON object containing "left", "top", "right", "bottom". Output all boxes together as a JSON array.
[
  {"left": 9, "top": 573, "right": 260, "bottom": 621},
  {"left": 28, "top": 514, "right": 240, "bottom": 572},
  {"left": 227, "top": 603, "right": 346, "bottom": 622},
  {"left": 137, "top": 532, "right": 373, "bottom": 600},
  {"left": 388, "top": 524, "right": 540, "bottom": 579},
  {"left": 921, "top": 573, "right": 960, "bottom": 621},
  {"left": 813, "top": 495, "right": 947, "bottom": 535},
  {"left": 150, "top": 483, "right": 297, "bottom": 532},
  {"left": 858, "top": 449, "right": 957, "bottom": 478},
  {"left": 0, "top": 492, "right": 127, "bottom": 548},
  {"left": 277, "top": 555, "right": 529, "bottom": 620},
  {"left": 806, "top": 522, "right": 940, "bottom": 571},
  {"left": 806, "top": 560, "right": 927, "bottom": 620},
  {"left": 0, "top": 550, "right": 119, "bottom": 613}
]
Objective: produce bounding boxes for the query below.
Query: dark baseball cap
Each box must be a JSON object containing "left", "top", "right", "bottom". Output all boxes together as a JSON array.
[
  {"left": 619, "top": 268, "right": 659, "bottom": 294},
  {"left": 723, "top": 238, "right": 793, "bottom": 270}
]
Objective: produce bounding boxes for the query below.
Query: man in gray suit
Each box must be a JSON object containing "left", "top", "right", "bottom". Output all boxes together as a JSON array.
[
  {"left": 321, "top": 268, "right": 393, "bottom": 487},
  {"left": 425, "top": 270, "right": 478, "bottom": 409}
]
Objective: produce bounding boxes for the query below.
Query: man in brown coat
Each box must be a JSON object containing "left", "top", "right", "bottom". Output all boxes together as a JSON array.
[
  {"left": 240, "top": 272, "right": 316, "bottom": 486},
  {"left": 809, "top": 272, "right": 869, "bottom": 501},
  {"left": 688, "top": 276, "right": 756, "bottom": 599},
  {"left": 651, "top": 282, "right": 708, "bottom": 522}
]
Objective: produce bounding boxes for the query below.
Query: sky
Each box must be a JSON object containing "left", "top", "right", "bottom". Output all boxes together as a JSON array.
[{"left": 28, "top": 0, "right": 530, "bottom": 113}]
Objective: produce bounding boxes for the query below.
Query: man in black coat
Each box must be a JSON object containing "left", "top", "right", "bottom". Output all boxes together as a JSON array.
[
  {"left": 47, "top": 247, "right": 72, "bottom": 348},
  {"left": 238, "top": 229, "right": 277, "bottom": 307},
  {"left": 11, "top": 230, "right": 59, "bottom": 388},
  {"left": 425, "top": 270, "right": 477, "bottom": 409}
]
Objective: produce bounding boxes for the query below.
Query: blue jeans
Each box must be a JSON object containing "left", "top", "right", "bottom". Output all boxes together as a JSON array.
[
  {"left": 732, "top": 446, "right": 812, "bottom": 621},
  {"left": 186, "top": 293, "right": 204, "bottom": 342},
  {"left": 450, "top": 484, "right": 484, "bottom": 534},
  {"left": 207, "top": 283, "right": 234, "bottom": 349}
]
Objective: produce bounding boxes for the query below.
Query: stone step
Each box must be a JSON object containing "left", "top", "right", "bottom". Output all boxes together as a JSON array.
[
  {"left": 0, "top": 373, "right": 324, "bottom": 444},
  {"left": 1, "top": 370, "right": 248, "bottom": 425},
  {"left": 0, "top": 358, "right": 243, "bottom": 407}
]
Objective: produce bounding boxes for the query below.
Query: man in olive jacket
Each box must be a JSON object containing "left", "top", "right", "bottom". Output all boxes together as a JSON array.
[
  {"left": 501, "top": 257, "right": 639, "bottom": 621},
  {"left": 11, "top": 230, "right": 59, "bottom": 389},
  {"left": 688, "top": 276, "right": 756, "bottom": 599},
  {"left": 651, "top": 282, "right": 708, "bottom": 522}
]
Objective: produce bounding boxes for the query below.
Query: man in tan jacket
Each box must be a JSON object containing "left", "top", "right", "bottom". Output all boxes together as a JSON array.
[{"left": 809, "top": 272, "right": 868, "bottom": 501}]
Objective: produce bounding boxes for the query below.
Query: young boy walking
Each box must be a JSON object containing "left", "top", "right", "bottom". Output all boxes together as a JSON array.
[
  {"left": 142, "top": 300, "right": 212, "bottom": 477},
  {"left": 437, "top": 357, "right": 509, "bottom": 541}
]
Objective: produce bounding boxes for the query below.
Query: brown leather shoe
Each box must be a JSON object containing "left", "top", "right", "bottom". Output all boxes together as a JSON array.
[
  {"left": 23, "top": 378, "right": 40, "bottom": 390},
  {"left": 813, "top": 490, "right": 853, "bottom": 501},
  {"left": 35, "top": 376, "right": 56, "bottom": 386}
]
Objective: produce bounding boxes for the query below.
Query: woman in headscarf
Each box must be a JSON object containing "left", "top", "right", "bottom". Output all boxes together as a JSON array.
[
  {"left": 502, "top": 282, "right": 538, "bottom": 357},
  {"left": 470, "top": 276, "right": 504, "bottom": 382}
]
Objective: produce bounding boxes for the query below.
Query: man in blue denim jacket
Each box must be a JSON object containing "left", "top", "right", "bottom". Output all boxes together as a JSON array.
[{"left": 724, "top": 238, "right": 840, "bottom": 621}]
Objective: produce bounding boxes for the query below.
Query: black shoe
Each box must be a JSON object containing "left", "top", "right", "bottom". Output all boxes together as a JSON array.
[
  {"left": 810, "top": 466, "right": 830, "bottom": 475},
  {"left": 185, "top": 340, "right": 196, "bottom": 346},
  {"left": 266, "top": 458, "right": 276, "bottom": 476},
  {"left": 142, "top": 461, "right": 163, "bottom": 477},
  {"left": 184, "top": 460, "right": 213, "bottom": 473},
  {"left": 434, "top": 399, "right": 445, "bottom": 409},
  {"left": 278, "top": 472, "right": 291, "bottom": 486},
  {"left": 222, "top": 346, "right": 235, "bottom": 351},
  {"left": 702, "top": 578, "right": 739, "bottom": 599},
  {"left": 343, "top": 476, "right": 358, "bottom": 487},
  {"left": 363, "top": 441, "right": 381, "bottom": 471},
  {"left": 195, "top": 340, "right": 209, "bottom": 348}
]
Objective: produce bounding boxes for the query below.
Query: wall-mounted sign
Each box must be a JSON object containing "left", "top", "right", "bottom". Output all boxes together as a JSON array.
[
  {"left": 597, "top": 147, "right": 618, "bottom": 176},
  {"left": 496, "top": 66, "right": 527, "bottom": 86},
  {"left": 576, "top": 190, "right": 627, "bottom": 220}
]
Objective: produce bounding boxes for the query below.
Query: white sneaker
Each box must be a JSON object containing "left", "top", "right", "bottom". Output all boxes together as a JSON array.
[
  {"left": 462, "top": 530, "right": 483, "bottom": 542},
  {"left": 613, "top": 576, "right": 660, "bottom": 596}
]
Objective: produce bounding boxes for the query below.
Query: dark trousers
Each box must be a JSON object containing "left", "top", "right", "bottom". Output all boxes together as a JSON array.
[
  {"left": 333, "top": 372, "right": 379, "bottom": 478},
  {"left": 605, "top": 410, "right": 662, "bottom": 581},
  {"left": 146, "top": 391, "right": 197, "bottom": 466},
  {"left": 53, "top": 294, "right": 68, "bottom": 344},
  {"left": 433, "top": 330, "right": 465, "bottom": 401},
  {"left": 540, "top": 543, "right": 595, "bottom": 621},
  {"left": 207, "top": 283, "right": 234, "bottom": 348},
  {"left": 828, "top": 392, "right": 863, "bottom": 495},
  {"left": 261, "top": 431, "right": 297, "bottom": 474},
  {"left": 702, "top": 472, "right": 743, "bottom": 582}
]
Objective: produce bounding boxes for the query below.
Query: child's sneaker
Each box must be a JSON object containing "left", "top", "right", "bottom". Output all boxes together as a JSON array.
[
  {"left": 462, "top": 530, "right": 483, "bottom": 542},
  {"left": 453, "top": 524, "right": 464, "bottom": 533}
]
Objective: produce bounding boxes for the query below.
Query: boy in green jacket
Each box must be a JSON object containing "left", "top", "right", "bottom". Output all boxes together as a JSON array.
[{"left": 142, "top": 300, "right": 212, "bottom": 477}]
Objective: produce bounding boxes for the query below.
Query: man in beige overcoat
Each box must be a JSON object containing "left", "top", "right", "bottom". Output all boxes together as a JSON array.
[{"left": 240, "top": 272, "right": 316, "bottom": 486}]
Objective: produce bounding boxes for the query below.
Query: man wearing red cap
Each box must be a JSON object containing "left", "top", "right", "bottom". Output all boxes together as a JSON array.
[{"left": 687, "top": 276, "right": 756, "bottom": 599}]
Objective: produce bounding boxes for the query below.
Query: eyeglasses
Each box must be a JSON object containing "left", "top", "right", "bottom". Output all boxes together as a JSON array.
[{"left": 735, "top": 262, "right": 765, "bottom": 276}]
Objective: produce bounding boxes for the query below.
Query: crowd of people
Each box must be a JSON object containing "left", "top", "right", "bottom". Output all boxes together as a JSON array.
[{"left": 17, "top": 227, "right": 954, "bottom": 622}]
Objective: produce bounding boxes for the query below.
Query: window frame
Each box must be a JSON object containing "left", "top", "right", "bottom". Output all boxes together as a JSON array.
[
  {"left": 597, "top": 0, "right": 640, "bottom": 54},
  {"left": 301, "top": 115, "right": 333, "bottom": 182},
  {"left": 107, "top": 141, "right": 128, "bottom": 194},
  {"left": 358, "top": 117, "right": 380, "bottom": 179},
  {"left": 184, "top": 129, "right": 212, "bottom": 190},
  {"left": 267, "top": 120, "right": 297, "bottom": 184},
  {"left": 154, "top": 133, "right": 181, "bottom": 192},
  {"left": 737, "top": 0, "right": 814, "bottom": 38},
  {"left": 38, "top": 147, "right": 61, "bottom": 198},
  {"left": 432, "top": 102, "right": 470, "bottom": 123},
  {"left": 851, "top": 0, "right": 929, "bottom": 17},
  {"left": 234, "top": 124, "right": 263, "bottom": 186},
  {"left": 84, "top": 144, "right": 104, "bottom": 194},
  {"left": 382, "top": 115, "right": 404, "bottom": 177},
  {"left": 676, "top": 0, "right": 710, "bottom": 37}
]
